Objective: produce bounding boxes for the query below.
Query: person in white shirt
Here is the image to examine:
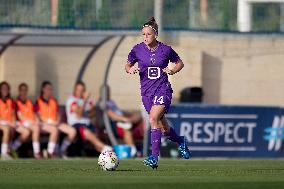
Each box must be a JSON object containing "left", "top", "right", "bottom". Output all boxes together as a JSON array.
[
  {"left": 103, "top": 85, "right": 143, "bottom": 157},
  {"left": 66, "top": 81, "right": 112, "bottom": 153}
]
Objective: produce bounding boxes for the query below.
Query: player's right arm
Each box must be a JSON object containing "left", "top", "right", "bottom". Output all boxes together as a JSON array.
[
  {"left": 70, "top": 94, "right": 90, "bottom": 119},
  {"left": 125, "top": 46, "right": 139, "bottom": 74},
  {"left": 125, "top": 63, "right": 139, "bottom": 74},
  {"left": 106, "top": 109, "right": 130, "bottom": 122},
  {"left": 67, "top": 99, "right": 82, "bottom": 119},
  {"left": 71, "top": 103, "right": 84, "bottom": 119}
]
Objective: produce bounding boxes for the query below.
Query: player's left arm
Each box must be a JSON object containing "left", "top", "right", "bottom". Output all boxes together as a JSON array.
[
  {"left": 163, "top": 47, "right": 184, "bottom": 75},
  {"left": 10, "top": 101, "right": 17, "bottom": 128},
  {"left": 163, "top": 59, "right": 184, "bottom": 75},
  {"left": 15, "top": 103, "right": 24, "bottom": 122},
  {"left": 17, "top": 111, "right": 24, "bottom": 122}
]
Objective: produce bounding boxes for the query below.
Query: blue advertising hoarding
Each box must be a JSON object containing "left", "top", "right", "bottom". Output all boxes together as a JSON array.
[{"left": 162, "top": 104, "right": 284, "bottom": 157}]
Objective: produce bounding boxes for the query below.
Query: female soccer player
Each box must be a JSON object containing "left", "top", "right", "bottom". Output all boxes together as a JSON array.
[
  {"left": 125, "top": 17, "right": 191, "bottom": 169},
  {"left": 35, "top": 81, "right": 76, "bottom": 158},
  {"left": 15, "top": 83, "right": 41, "bottom": 159}
]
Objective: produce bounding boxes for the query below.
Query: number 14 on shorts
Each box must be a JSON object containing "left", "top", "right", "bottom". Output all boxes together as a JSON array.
[{"left": 153, "top": 96, "right": 164, "bottom": 104}]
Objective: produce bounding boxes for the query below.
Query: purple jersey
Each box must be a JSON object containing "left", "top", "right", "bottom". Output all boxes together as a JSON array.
[{"left": 128, "top": 41, "right": 180, "bottom": 97}]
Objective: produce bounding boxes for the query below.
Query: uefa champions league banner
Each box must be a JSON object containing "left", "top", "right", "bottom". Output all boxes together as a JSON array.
[{"left": 162, "top": 104, "right": 284, "bottom": 157}]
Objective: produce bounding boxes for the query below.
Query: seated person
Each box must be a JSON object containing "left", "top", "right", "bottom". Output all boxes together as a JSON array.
[
  {"left": 35, "top": 81, "right": 76, "bottom": 158},
  {"left": 66, "top": 81, "right": 112, "bottom": 153},
  {"left": 15, "top": 83, "right": 41, "bottom": 159},
  {"left": 0, "top": 81, "right": 35, "bottom": 160},
  {"left": 102, "top": 85, "right": 143, "bottom": 157},
  {"left": 0, "top": 81, "right": 13, "bottom": 160}
]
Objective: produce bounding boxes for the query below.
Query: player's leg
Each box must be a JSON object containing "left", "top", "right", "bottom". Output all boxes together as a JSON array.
[
  {"left": 117, "top": 121, "right": 137, "bottom": 156},
  {"left": 122, "top": 129, "right": 137, "bottom": 157},
  {"left": 122, "top": 112, "right": 141, "bottom": 156},
  {"left": 160, "top": 116, "right": 181, "bottom": 144},
  {"left": 143, "top": 105, "right": 165, "bottom": 169},
  {"left": 149, "top": 104, "right": 165, "bottom": 154},
  {"left": 41, "top": 124, "right": 58, "bottom": 157},
  {"left": 12, "top": 126, "right": 30, "bottom": 151},
  {"left": 58, "top": 123, "right": 76, "bottom": 158},
  {"left": 160, "top": 116, "right": 191, "bottom": 159},
  {"left": 0, "top": 125, "right": 12, "bottom": 160},
  {"left": 28, "top": 124, "right": 41, "bottom": 159},
  {"left": 83, "top": 127, "right": 112, "bottom": 152}
]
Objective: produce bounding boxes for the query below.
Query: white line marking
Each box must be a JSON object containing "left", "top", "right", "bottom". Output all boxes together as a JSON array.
[
  {"left": 188, "top": 146, "right": 257, "bottom": 151},
  {"left": 165, "top": 113, "right": 179, "bottom": 118},
  {"left": 180, "top": 114, "right": 258, "bottom": 119}
]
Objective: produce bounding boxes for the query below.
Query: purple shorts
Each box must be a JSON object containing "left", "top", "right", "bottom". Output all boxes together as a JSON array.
[{"left": 142, "top": 90, "right": 172, "bottom": 114}]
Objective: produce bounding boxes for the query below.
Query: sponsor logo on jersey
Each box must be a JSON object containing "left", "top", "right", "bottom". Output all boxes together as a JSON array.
[{"left": 148, "top": 67, "right": 160, "bottom": 80}]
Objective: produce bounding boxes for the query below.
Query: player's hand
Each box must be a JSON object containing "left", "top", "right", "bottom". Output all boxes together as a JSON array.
[
  {"left": 83, "top": 92, "right": 91, "bottom": 100},
  {"left": 163, "top": 67, "right": 174, "bottom": 75},
  {"left": 127, "top": 66, "right": 140, "bottom": 74},
  {"left": 122, "top": 117, "right": 131, "bottom": 123}
]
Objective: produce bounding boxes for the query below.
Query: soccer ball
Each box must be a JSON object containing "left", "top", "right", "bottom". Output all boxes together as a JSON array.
[{"left": 98, "top": 150, "right": 119, "bottom": 171}]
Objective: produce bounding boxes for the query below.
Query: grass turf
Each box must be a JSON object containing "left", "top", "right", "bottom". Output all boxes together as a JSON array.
[{"left": 0, "top": 159, "right": 284, "bottom": 189}]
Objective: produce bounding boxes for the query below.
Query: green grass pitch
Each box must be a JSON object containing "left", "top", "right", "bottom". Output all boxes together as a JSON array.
[{"left": 0, "top": 159, "right": 284, "bottom": 189}]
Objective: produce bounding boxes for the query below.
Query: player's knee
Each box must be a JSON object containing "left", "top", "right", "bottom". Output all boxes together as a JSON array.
[
  {"left": 33, "top": 125, "right": 40, "bottom": 133},
  {"left": 1, "top": 125, "right": 10, "bottom": 133},
  {"left": 84, "top": 128, "right": 91, "bottom": 138},
  {"left": 69, "top": 127, "right": 77, "bottom": 140},
  {"left": 161, "top": 126, "right": 170, "bottom": 135},
  {"left": 22, "top": 129, "right": 30, "bottom": 140},
  {"left": 149, "top": 115, "right": 159, "bottom": 126},
  {"left": 50, "top": 126, "right": 59, "bottom": 137}
]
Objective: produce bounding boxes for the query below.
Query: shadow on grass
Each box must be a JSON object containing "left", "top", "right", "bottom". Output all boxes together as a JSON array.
[{"left": 115, "top": 169, "right": 142, "bottom": 172}]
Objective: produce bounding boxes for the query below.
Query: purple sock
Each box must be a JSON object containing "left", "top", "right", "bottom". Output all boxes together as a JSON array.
[
  {"left": 164, "top": 127, "right": 183, "bottom": 145},
  {"left": 151, "top": 128, "right": 162, "bottom": 158}
]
